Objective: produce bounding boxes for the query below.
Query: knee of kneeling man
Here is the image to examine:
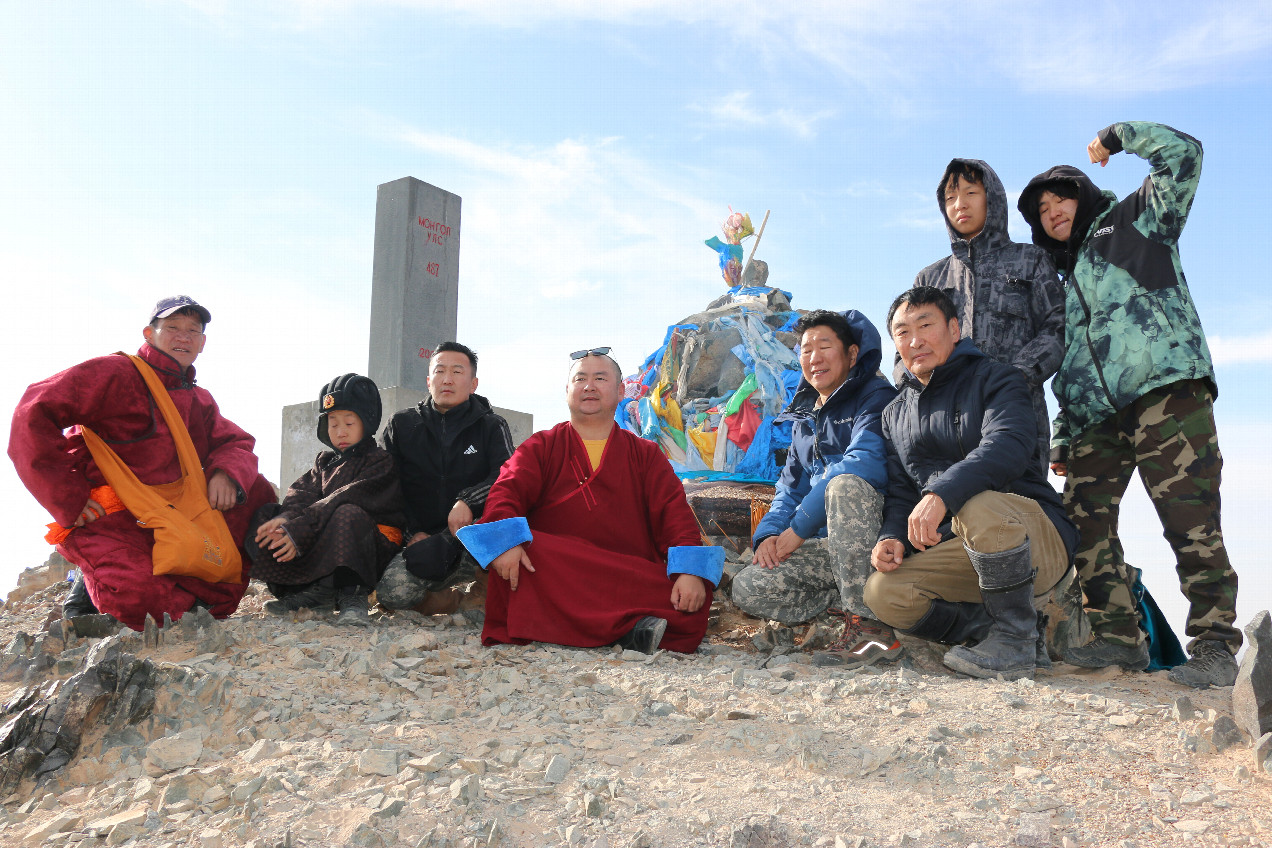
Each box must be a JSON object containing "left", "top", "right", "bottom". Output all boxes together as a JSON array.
[
  {"left": 826, "top": 473, "right": 871, "bottom": 499},
  {"left": 863, "top": 571, "right": 922, "bottom": 629}
]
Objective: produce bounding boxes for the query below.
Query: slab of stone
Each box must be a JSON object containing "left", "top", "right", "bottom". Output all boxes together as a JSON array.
[
  {"left": 544, "top": 754, "right": 571, "bottom": 784},
  {"left": 1255, "top": 732, "right": 1272, "bottom": 774},
  {"left": 1233, "top": 610, "right": 1272, "bottom": 742},
  {"left": 243, "top": 739, "right": 280, "bottom": 764},
  {"left": 143, "top": 729, "right": 204, "bottom": 775},
  {"left": 22, "top": 812, "right": 82, "bottom": 845},
  {"left": 358, "top": 749, "right": 401, "bottom": 777}
]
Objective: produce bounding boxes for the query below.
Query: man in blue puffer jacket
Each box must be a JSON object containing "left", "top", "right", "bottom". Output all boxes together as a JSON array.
[{"left": 730, "top": 309, "right": 899, "bottom": 668}]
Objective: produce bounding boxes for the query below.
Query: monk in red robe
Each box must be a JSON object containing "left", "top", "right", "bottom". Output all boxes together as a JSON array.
[
  {"left": 9, "top": 296, "right": 275, "bottom": 630},
  {"left": 457, "top": 349, "right": 722, "bottom": 653}
]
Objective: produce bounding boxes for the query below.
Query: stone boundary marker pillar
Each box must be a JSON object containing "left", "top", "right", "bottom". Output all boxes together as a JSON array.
[
  {"left": 368, "top": 177, "right": 460, "bottom": 395},
  {"left": 280, "top": 177, "right": 531, "bottom": 487}
]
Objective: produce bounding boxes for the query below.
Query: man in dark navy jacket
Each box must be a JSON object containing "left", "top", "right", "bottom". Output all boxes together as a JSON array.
[
  {"left": 729, "top": 309, "right": 900, "bottom": 668},
  {"left": 865, "top": 287, "right": 1077, "bottom": 680}
]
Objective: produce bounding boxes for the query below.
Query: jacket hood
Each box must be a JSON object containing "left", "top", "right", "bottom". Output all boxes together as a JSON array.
[
  {"left": 1017, "top": 165, "right": 1113, "bottom": 267},
  {"left": 938, "top": 158, "right": 1010, "bottom": 258},
  {"left": 782, "top": 309, "right": 884, "bottom": 415}
]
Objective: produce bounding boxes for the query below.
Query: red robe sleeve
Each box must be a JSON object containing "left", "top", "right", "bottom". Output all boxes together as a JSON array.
[
  {"left": 8, "top": 357, "right": 132, "bottom": 526},
  {"left": 480, "top": 431, "right": 550, "bottom": 524}
]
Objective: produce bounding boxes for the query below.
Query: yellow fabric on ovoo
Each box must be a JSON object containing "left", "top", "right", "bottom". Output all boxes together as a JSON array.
[{"left": 686, "top": 426, "right": 717, "bottom": 471}]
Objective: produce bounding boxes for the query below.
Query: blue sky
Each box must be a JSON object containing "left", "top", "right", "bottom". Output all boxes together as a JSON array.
[{"left": 2, "top": 2, "right": 1270, "bottom": 645}]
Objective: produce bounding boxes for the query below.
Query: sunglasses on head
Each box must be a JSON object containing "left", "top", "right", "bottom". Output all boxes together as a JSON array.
[{"left": 569, "top": 347, "right": 611, "bottom": 360}]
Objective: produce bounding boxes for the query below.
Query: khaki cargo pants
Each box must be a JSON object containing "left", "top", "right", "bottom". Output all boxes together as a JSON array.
[{"left": 864, "top": 491, "right": 1070, "bottom": 630}]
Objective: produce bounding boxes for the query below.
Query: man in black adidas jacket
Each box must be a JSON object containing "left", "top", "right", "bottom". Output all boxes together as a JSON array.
[{"left": 375, "top": 342, "right": 515, "bottom": 612}]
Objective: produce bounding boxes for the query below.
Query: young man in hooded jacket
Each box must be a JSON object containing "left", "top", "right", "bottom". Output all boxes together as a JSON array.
[
  {"left": 1018, "top": 122, "right": 1240, "bottom": 688},
  {"left": 906, "top": 159, "right": 1066, "bottom": 470},
  {"left": 729, "top": 309, "right": 899, "bottom": 668}
]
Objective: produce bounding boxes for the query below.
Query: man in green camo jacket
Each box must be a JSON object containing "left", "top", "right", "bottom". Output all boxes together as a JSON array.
[{"left": 1019, "top": 122, "right": 1240, "bottom": 689}]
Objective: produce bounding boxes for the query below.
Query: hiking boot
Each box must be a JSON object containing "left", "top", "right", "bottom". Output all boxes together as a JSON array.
[
  {"left": 1167, "top": 640, "right": 1238, "bottom": 689},
  {"left": 904, "top": 600, "right": 991, "bottom": 645},
  {"left": 63, "top": 575, "right": 98, "bottom": 618},
  {"left": 618, "top": 616, "right": 668, "bottom": 654},
  {"left": 263, "top": 583, "right": 335, "bottom": 616},
  {"left": 337, "top": 586, "right": 372, "bottom": 627},
  {"left": 812, "top": 615, "right": 903, "bottom": 668},
  {"left": 1060, "top": 634, "right": 1149, "bottom": 671},
  {"left": 943, "top": 541, "right": 1037, "bottom": 681}
]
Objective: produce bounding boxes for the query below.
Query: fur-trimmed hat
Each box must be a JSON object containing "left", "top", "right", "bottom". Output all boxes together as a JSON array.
[{"left": 317, "top": 373, "right": 382, "bottom": 448}]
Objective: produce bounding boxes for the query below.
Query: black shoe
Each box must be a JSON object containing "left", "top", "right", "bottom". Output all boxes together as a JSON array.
[
  {"left": 1061, "top": 635, "right": 1150, "bottom": 671},
  {"left": 336, "top": 586, "right": 371, "bottom": 627},
  {"left": 904, "top": 599, "right": 992, "bottom": 645},
  {"left": 63, "top": 575, "right": 98, "bottom": 618},
  {"left": 1168, "top": 640, "right": 1238, "bottom": 688},
  {"left": 264, "top": 583, "right": 336, "bottom": 616},
  {"left": 618, "top": 616, "right": 667, "bottom": 653}
]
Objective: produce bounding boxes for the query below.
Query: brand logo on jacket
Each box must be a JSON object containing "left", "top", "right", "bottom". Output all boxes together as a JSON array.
[
  {"left": 1093, "top": 226, "right": 1114, "bottom": 238},
  {"left": 463, "top": 445, "right": 477, "bottom": 455}
]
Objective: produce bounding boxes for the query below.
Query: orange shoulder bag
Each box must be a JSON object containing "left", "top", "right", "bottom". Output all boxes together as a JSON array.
[{"left": 78, "top": 354, "right": 243, "bottom": 583}]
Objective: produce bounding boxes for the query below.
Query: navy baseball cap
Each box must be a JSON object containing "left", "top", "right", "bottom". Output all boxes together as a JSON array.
[{"left": 150, "top": 295, "right": 212, "bottom": 326}]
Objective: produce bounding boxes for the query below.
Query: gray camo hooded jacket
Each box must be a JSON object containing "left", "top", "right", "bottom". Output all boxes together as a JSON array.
[{"left": 903, "top": 159, "right": 1066, "bottom": 463}]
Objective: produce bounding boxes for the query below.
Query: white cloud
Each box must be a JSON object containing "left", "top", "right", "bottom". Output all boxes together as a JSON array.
[
  {"left": 384, "top": 124, "right": 734, "bottom": 436},
  {"left": 1208, "top": 331, "right": 1272, "bottom": 366},
  {"left": 175, "top": 1, "right": 1272, "bottom": 96},
  {"left": 690, "top": 91, "right": 834, "bottom": 139}
]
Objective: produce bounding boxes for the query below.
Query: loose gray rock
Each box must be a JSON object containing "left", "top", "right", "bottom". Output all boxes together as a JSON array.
[
  {"left": 545, "top": 754, "right": 572, "bottom": 784},
  {"left": 359, "top": 749, "right": 401, "bottom": 777},
  {"left": 729, "top": 815, "right": 789, "bottom": 847},
  {"left": 143, "top": 729, "right": 204, "bottom": 775},
  {"left": 0, "top": 643, "right": 158, "bottom": 791},
  {"left": 1255, "top": 732, "right": 1272, "bottom": 774},
  {"left": 1211, "top": 715, "right": 1244, "bottom": 752},
  {"left": 1233, "top": 610, "right": 1272, "bottom": 742}
]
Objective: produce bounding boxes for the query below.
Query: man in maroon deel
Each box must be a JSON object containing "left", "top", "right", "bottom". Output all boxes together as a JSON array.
[
  {"left": 9, "top": 296, "right": 276, "bottom": 630},
  {"left": 457, "top": 348, "right": 723, "bottom": 653}
]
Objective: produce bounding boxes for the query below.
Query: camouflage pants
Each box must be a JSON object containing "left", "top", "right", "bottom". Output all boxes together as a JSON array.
[
  {"left": 1064, "top": 380, "right": 1240, "bottom": 651},
  {"left": 729, "top": 474, "right": 883, "bottom": 624}
]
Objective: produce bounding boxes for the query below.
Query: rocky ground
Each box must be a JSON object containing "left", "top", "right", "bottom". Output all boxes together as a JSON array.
[{"left": 1, "top": 557, "right": 1270, "bottom": 848}]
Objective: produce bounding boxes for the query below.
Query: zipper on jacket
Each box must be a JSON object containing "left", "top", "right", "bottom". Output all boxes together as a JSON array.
[{"left": 1068, "top": 255, "right": 1118, "bottom": 412}]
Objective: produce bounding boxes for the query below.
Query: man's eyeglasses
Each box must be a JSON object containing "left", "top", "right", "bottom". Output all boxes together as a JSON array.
[
  {"left": 156, "top": 325, "right": 205, "bottom": 339},
  {"left": 569, "top": 347, "right": 611, "bottom": 360}
]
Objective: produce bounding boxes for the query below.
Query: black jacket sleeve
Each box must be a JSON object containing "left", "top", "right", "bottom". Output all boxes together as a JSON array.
[{"left": 455, "top": 414, "right": 515, "bottom": 518}]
